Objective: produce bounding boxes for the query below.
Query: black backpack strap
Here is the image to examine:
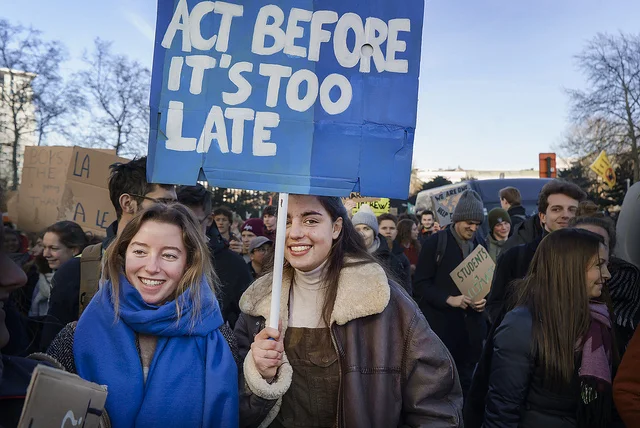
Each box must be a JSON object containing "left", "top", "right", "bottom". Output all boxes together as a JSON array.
[{"left": 436, "top": 230, "right": 448, "bottom": 267}]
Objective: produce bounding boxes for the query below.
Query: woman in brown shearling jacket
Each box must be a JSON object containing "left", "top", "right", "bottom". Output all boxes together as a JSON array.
[{"left": 234, "top": 195, "right": 463, "bottom": 428}]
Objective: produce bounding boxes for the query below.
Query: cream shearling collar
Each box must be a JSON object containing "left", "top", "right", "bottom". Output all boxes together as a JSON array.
[{"left": 239, "top": 259, "right": 390, "bottom": 328}]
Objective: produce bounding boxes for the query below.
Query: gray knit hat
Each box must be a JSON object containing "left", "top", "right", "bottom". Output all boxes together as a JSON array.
[
  {"left": 452, "top": 190, "right": 484, "bottom": 224},
  {"left": 351, "top": 206, "right": 379, "bottom": 235}
]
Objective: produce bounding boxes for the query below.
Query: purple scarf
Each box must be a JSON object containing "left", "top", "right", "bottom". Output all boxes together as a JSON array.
[
  {"left": 579, "top": 302, "right": 613, "bottom": 387},
  {"left": 577, "top": 302, "right": 613, "bottom": 428}
]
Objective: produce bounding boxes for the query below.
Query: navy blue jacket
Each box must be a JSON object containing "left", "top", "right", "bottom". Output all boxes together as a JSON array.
[{"left": 482, "top": 307, "right": 580, "bottom": 428}]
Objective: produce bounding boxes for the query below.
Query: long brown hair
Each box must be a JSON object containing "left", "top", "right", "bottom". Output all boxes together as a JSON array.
[
  {"left": 102, "top": 203, "right": 217, "bottom": 324},
  {"left": 267, "top": 196, "right": 377, "bottom": 326},
  {"left": 514, "top": 228, "right": 603, "bottom": 388},
  {"left": 396, "top": 219, "right": 421, "bottom": 253}
]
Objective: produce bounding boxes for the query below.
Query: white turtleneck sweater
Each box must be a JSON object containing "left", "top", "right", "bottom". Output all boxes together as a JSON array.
[{"left": 288, "top": 261, "right": 329, "bottom": 328}]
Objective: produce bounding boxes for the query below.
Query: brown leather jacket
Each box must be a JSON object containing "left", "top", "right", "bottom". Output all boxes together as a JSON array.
[{"left": 235, "top": 260, "right": 463, "bottom": 428}]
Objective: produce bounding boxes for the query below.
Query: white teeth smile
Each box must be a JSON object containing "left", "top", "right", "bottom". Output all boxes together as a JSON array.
[
  {"left": 140, "top": 278, "right": 164, "bottom": 287},
  {"left": 290, "top": 245, "right": 311, "bottom": 252}
]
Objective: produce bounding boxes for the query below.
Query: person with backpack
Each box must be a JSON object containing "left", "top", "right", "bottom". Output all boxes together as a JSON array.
[
  {"left": 413, "top": 189, "right": 488, "bottom": 395},
  {"left": 40, "top": 157, "right": 176, "bottom": 351},
  {"left": 499, "top": 186, "right": 527, "bottom": 234}
]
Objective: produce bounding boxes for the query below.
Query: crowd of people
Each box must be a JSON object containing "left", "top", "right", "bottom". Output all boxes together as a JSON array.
[{"left": 1, "top": 155, "right": 640, "bottom": 427}]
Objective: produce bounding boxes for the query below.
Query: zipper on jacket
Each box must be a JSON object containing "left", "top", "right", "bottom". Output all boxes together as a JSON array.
[{"left": 330, "top": 323, "right": 344, "bottom": 428}]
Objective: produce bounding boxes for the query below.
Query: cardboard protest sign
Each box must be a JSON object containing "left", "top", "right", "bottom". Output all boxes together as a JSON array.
[
  {"left": 16, "top": 146, "right": 127, "bottom": 238},
  {"left": 18, "top": 365, "right": 107, "bottom": 428},
  {"left": 147, "top": 0, "right": 424, "bottom": 198},
  {"left": 449, "top": 245, "right": 495, "bottom": 302},
  {"left": 431, "top": 183, "right": 470, "bottom": 227}
]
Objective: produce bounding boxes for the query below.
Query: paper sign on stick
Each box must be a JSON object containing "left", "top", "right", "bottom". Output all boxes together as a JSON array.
[
  {"left": 589, "top": 150, "right": 616, "bottom": 188},
  {"left": 18, "top": 365, "right": 108, "bottom": 428},
  {"left": 449, "top": 245, "right": 495, "bottom": 302},
  {"left": 147, "top": 0, "right": 425, "bottom": 199}
]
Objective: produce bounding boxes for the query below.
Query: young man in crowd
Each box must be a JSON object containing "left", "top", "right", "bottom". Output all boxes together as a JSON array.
[
  {"left": 418, "top": 210, "right": 440, "bottom": 243},
  {"left": 247, "top": 236, "right": 272, "bottom": 279},
  {"left": 213, "top": 206, "right": 242, "bottom": 253},
  {"left": 262, "top": 205, "right": 277, "bottom": 241},
  {"left": 40, "top": 157, "right": 177, "bottom": 350},
  {"left": 413, "top": 190, "right": 487, "bottom": 395},
  {"left": 240, "top": 218, "right": 265, "bottom": 263},
  {"left": 177, "top": 184, "right": 253, "bottom": 328},
  {"left": 499, "top": 186, "right": 527, "bottom": 233},
  {"left": 486, "top": 208, "right": 511, "bottom": 263},
  {"left": 486, "top": 179, "right": 587, "bottom": 323}
]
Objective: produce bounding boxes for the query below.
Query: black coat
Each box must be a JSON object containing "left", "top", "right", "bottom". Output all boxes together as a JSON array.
[
  {"left": 503, "top": 215, "right": 543, "bottom": 253},
  {"left": 373, "top": 236, "right": 412, "bottom": 295},
  {"left": 485, "top": 238, "right": 541, "bottom": 325},
  {"left": 207, "top": 224, "right": 254, "bottom": 329},
  {"left": 413, "top": 228, "right": 487, "bottom": 367},
  {"left": 507, "top": 204, "right": 528, "bottom": 234},
  {"left": 481, "top": 307, "right": 580, "bottom": 428}
]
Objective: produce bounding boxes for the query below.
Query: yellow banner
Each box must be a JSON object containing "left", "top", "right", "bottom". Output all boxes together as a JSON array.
[
  {"left": 352, "top": 198, "right": 390, "bottom": 216},
  {"left": 589, "top": 150, "right": 616, "bottom": 187}
]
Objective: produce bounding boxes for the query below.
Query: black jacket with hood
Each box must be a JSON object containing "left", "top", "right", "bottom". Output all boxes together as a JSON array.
[
  {"left": 507, "top": 204, "right": 528, "bottom": 233},
  {"left": 502, "top": 214, "right": 543, "bottom": 253}
]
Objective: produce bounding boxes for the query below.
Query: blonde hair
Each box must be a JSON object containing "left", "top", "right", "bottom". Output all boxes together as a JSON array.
[{"left": 102, "top": 203, "right": 217, "bottom": 325}]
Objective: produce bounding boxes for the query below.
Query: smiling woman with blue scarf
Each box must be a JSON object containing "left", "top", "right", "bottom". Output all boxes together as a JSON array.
[{"left": 45, "top": 204, "right": 239, "bottom": 427}]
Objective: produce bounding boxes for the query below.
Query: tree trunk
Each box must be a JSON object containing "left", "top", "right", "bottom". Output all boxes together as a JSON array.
[
  {"left": 115, "top": 125, "right": 122, "bottom": 155},
  {"left": 623, "top": 90, "right": 639, "bottom": 184},
  {"left": 631, "top": 134, "right": 640, "bottom": 184},
  {"left": 11, "top": 128, "right": 19, "bottom": 191}
]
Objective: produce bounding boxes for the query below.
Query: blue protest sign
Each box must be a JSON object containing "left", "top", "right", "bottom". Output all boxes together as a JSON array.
[{"left": 147, "top": 0, "right": 424, "bottom": 198}]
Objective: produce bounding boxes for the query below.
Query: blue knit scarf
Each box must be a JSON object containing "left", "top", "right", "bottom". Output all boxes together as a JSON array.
[{"left": 74, "top": 275, "right": 238, "bottom": 427}]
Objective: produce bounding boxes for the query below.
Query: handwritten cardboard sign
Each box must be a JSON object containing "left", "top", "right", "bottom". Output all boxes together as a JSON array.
[
  {"left": 449, "top": 245, "right": 495, "bottom": 302},
  {"left": 147, "top": 0, "right": 425, "bottom": 198},
  {"left": 18, "top": 365, "right": 108, "bottom": 428},
  {"left": 351, "top": 198, "right": 390, "bottom": 216},
  {"left": 431, "top": 183, "right": 470, "bottom": 227},
  {"left": 16, "top": 146, "right": 127, "bottom": 238}
]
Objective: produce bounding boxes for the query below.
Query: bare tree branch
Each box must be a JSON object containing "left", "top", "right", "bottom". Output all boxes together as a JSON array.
[
  {"left": 75, "top": 39, "right": 150, "bottom": 157},
  {"left": 566, "top": 32, "right": 640, "bottom": 182},
  {"left": 0, "top": 19, "right": 75, "bottom": 190}
]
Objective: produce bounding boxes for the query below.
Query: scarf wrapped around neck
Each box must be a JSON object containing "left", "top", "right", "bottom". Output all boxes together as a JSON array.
[
  {"left": 577, "top": 302, "right": 613, "bottom": 428},
  {"left": 74, "top": 275, "right": 238, "bottom": 428}
]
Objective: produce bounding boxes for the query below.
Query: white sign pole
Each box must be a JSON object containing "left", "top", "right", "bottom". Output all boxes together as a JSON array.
[{"left": 268, "top": 192, "right": 289, "bottom": 329}]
